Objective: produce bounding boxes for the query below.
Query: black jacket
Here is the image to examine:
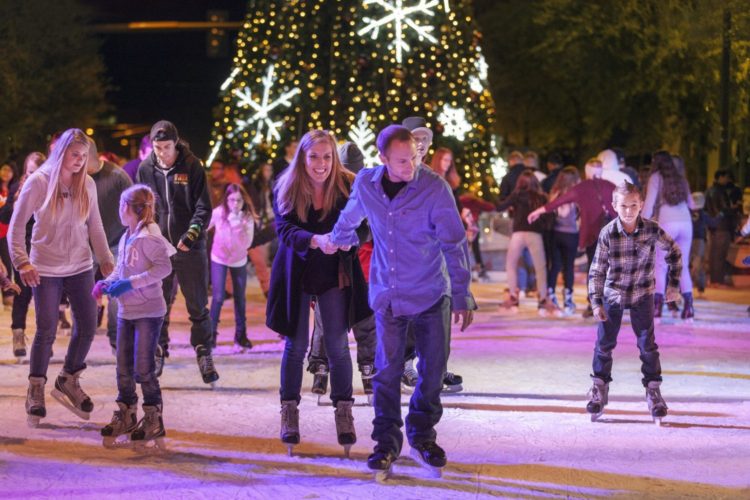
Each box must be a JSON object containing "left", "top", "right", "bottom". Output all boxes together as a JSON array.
[{"left": 136, "top": 143, "right": 211, "bottom": 248}]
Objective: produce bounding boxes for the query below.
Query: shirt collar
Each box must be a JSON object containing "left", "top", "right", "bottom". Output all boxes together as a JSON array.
[
  {"left": 615, "top": 215, "right": 644, "bottom": 235},
  {"left": 370, "top": 163, "right": 425, "bottom": 191}
]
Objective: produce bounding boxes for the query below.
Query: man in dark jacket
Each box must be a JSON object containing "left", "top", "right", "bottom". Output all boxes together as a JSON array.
[
  {"left": 499, "top": 150, "right": 528, "bottom": 200},
  {"left": 136, "top": 120, "right": 218, "bottom": 385}
]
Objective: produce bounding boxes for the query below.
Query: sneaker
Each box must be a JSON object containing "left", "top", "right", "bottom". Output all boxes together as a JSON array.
[
  {"left": 12, "top": 328, "right": 27, "bottom": 358},
  {"left": 195, "top": 345, "right": 219, "bottom": 384},
  {"left": 563, "top": 288, "right": 576, "bottom": 316}
]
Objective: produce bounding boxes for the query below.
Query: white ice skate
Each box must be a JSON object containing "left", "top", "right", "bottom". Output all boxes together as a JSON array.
[
  {"left": 26, "top": 376, "right": 46, "bottom": 428},
  {"left": 12, "top": 329, "right": 27, "bottom": 364},
  {"left": 131, "top": 404, "right": 167, "bottom": 453},
  {"left": 50, "top": 369, "right": 93, "bottom": 420},
  {"left": 646, "top": 381, "right": 668, "bottom": 426},
  {"left": 586, "top": 377, "right": 609, "bottom": 422},
  {"left": 101, "top": 402, "right": 138, "bottom": 449}
]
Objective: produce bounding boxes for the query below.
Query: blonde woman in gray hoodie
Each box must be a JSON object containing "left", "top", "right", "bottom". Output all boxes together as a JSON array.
[{"left": 9, "top": 128, "right": 114, "bottom": 427}]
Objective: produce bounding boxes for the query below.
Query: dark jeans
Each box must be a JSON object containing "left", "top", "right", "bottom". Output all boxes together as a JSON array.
[
  {"left": 548, "top": 231, "right": 579, "bottom": 291},
  {"left": 116, "top": 316, "right": 164, "bottom": 406},
  {"left": 517, "top": 247, "right": 536, "bottom": 291},
  {"left": 372, "top": 296, "right": 450, "bottom": 455},
  {"left": 209, "top": 260, "right": 248, "bottom": 340},
  {"left": 158, "top": 245, "right": 212, "bottom": 353},
  {"left": 308, "top": 306, "right": 376, "bottom": 372},
  {"left": 30, "top": 269, "right": 97, "bottom": 378},
  {"left": 592, "top": 294, "right": 662, "bottom": 387},
  {"left": 280, "top": 287, "right": 353, "bottom": 406},
  {"left": 690, "top": 238, "right": 706, "bottom": 292},
  {"left": 11, "top": 271, "right": 33, "bottom": 330},
  {"left": 708, "top": 229, "right": 731, "bottom": 285}
]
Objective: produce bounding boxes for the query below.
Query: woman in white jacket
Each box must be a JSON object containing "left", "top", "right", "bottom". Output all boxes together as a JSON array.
[{"left": 9, "top": 128, "right": 114, "bottom": 427}]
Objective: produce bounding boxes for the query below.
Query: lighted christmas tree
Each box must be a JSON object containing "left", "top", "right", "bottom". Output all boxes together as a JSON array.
[{"left": 209, "top": 0, "right": 498, "bottom": 195}]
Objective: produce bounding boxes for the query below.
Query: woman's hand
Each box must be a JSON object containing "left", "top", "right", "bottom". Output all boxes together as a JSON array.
[
  {"left": 527, "top": 207, "right": 545, "bottom": 224},
  {"left": 99, "top": 261, "right": 115, "bottom": 277},
  {"left": 19, "top": 264, "right": 41, "bottom": 287}
]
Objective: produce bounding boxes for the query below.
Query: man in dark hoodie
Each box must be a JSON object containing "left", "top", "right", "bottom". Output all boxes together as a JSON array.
[{"left": 136, "top": 120, "right": 219, "bottom": 385}]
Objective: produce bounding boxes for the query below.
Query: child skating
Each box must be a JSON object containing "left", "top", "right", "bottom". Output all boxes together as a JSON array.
[
  {"left": 587, "top": 182, "right": 682, "bottom": 425},
  {"left": 94, "top": 185, "right": 176, "bottom": 449}
]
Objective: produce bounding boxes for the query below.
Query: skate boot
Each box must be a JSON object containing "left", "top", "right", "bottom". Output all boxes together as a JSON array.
[
  {"left": 131, "top": 404, "right": 167, "bottom": 452},
  {"left": 360, "top": 364, "right": 375, "bottom": 405},
  {"left": 653, "top": 293, "right": 664, "bottom": 319},
  {"left": 410, "top": 441, "right": 447, "bottom": 478},
  {"left": 646, "top": 381, "right": 668, "bottom": 425},
  {"left": 51, "top": 368, "right": 94, "bottom": 420},
  {"left": 232, "top": 335, "right": 253, "bottom": 353},
  {"left": 680, "top": 292, "right": 694, "bottom": 322},
  {"left": 538, "top": 296, "right": 563, "bottom": 317},
  {"left": 280, "top": 400, "right": 300, "bottom": 455},
  {"left": 101, "top": 402, "right": 138, "bottom": 449},
  {"left": 368, "top": 447, "right": 398, "bottom": 483},
  {"left": 311, "top": 364, "right": 329, "bottom": 404},
  {"left": 12, "top": 328, "right": 27, "bottom": 362},
  {"left": 582, "top": 303, "right": 594, "bottom": 318},
  {"left": 58, "top": 309, "right": 72, "bottom": 336},
  {"left": 26, "top": 376, "right": 46, "bottom": 428},
  {"left": 195, "top": 345, "right": 219, "bottom": 387},
  {"left": 401, "top": 358, "right": 418, "bottom": 393},
  {"left": 586, "top": 377, "right": 609, "bottom": 422},
  {"left": 563, "top": 288, "right": 576, "bottom": 316},
  {"left": 334, "top": 400, "right": 356, "bottom": 458},
  {"left": 442, "top": 371, "right": 463, "bottom": 393},
  {"left": 154, "top": 344, "right": 166, "bottom": 378},
  {"left": 498, "top": 290, "right": 519, "bottom": 314}
]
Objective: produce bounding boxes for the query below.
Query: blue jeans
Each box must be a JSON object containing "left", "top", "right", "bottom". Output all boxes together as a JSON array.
[
  {"left": 372, "top": 296, "right": 450, "bottom": 454},
  {"left": 592, "top": 294, "right": 662, "bottom": 387},
  {"left": 116, "top": 316, "right": 164, "bottom": 406},
  {"left": 209, "top": 260, "right": 247, "bottom": 340},
  {"left": 280, "top": 287, "right": 353, "bottom": 406},
  {"left": 548, "top": 231, "right": 578, "bottom": 291},
  {"left": 307, "top": 305, "right": 376, "bottom": 372},
  {"left": 30, "top": 269, "right": 97, "bottom": 378}
]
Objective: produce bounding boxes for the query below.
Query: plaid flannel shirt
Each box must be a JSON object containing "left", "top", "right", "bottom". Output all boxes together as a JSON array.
[{"left": 588, "top": 216, "right": 681, "bottom": 308}]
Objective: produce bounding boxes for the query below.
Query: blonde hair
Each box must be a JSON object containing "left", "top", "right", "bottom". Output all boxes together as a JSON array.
[
  {"left": 121, "top": 184, "right": 156, "bottom": 231},
  {"left": 274, "top": 130, "right": 354, "bottom": 222},
  {"left": 39, "top": 128, "right": 91, "bottom": 220}
]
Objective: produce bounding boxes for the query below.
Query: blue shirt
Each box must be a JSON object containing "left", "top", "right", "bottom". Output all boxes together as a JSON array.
[{"left": 330, "top": 164, "right": 476, "bottom": 316}]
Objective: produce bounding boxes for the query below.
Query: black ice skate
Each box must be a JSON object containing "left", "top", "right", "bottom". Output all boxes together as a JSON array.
[
  {"left": 361, "top": 364, "right": 375, "bottom": 405},
  {"left": 280, "top": 400, "right": 300, "bottom": 456},
  {"left": 131, "top": 404, "right": 167, "bottom": 452},
  {"left": 368, "top": 448, "right": 398, "bottom": 483},
  {"left": 232, "top": 335, "right": 253, "bottom": 354},
  {"left": 646, "top": 381, "right": 668, "bottom": 426},
  {"left": 311, "top": 364, "right": 329, "bottom": 405},
  {"left": 442, "top": 371, "right": 463, "bottom": 393},
  {"left": 334, "top": 400, "right": 356, "bottom": 458},
  {"left": 101, "top": 402, "right": 138, "bottom": 449},
  {"left": 51, "top": 368, "right": 94, "bottom": 420},
  {"left": 409, "top": 441, "right": 447, "bottom": 478},
  {"left": 401, "top": 359, "right": 418, "bottom": 393},
  {"left": 195, "top": 345, "right": 219, "bottom": 387},
  {"left": 12, "top": 328, "right": 26, "bottom": 363},
  {"left": 586, "top": 377, "right": 609, "bottom": 422},
  {"left": 26, "top": 376, "right": 46, "bottom": 428}
]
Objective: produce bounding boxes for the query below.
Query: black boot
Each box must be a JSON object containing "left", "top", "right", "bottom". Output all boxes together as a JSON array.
[
  {"left": 654, "top": 293, "right": 664, "bottom": 318},
  {"left": 680, "top": 292, "right": 694, "bottom": 320}
]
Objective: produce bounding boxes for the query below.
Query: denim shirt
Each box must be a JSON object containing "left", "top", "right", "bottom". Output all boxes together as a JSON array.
[{"left": 330, "top": 164, "right": 476, "bottom": 316}]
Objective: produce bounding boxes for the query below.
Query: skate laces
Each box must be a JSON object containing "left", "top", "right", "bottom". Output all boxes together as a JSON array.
[
  {"left": 198, "top": 350, "right": 215, "bottom": 374},
  {"left": 335, "top": 402, "right": 355, "bottom": 434},
  {"left": 64, "top": 372, "right": 90, "bottom": 403},
  {"left": 588, "top": 384, "right": 601, "bottom": 403}
]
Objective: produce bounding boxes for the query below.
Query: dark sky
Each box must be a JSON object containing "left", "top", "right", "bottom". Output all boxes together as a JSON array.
[{"left": 81, "top": 0, "right": 247, "bottom": 158}]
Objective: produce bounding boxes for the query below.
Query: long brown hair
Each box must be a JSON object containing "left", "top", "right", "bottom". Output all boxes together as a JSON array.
[
  {"left": 275, "top": 130, "right": 354, "bottom": 222},
  {"left": 39, "top": 128, "right": 91, "bottom": 221},
  {"left": 513, "top": 170, "right": 547, "bottom": 209},
  {"left": 221, "top": 183, "right": 258, "bottom": 222},
  {"left": 430, "top": 147, "right": 460, "bottom": 189},
  {"left": 650, "top": 150, "right": 688, "bottom": 206},
  {"left": 550, "top": 166, "right": 581, "bottom": 201},
  {"left": 121, "top": 184, "right": 156, "bottom": 232}
]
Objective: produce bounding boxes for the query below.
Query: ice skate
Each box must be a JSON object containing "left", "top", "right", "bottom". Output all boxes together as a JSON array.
[
  {"left": 195, "top": 345, "right": 219, "bottom": 387},
  {"left": 442, "top": 371, "right": 463, "bottom": 393},
  {"left": 563, "top": 288, "right": 576, "bottom": 316},
  {"left": 57, "top": 309, "right": 72, "bottom": 336},
  {"left": 401, "top": 358, "right": 418, "bottom": 393},
  {"left": 360, "top": 364, "right": 375, "bottom": 405},
  {"left": 232, "top": 336, "right": 253, "bottom": 353},
  {"left": 586, "top": 377, "right": 609, "bottom": 422},
  {"left": 51, "top": 368, "right": 93, "bottom": 420},
  {"left": 280, "top": 400, "right": 300, "bottom": 456},
  {"left": 131, "top": 404, "right": 167, "bottom": 452},
  {"left": 12, "top": 328, "right": 27, "bottom": 363},
  {"left": 26, "top": 376, "right": 46, "bottom": 428},
  {"left": 368, "top": 448, "right": 397, "bottom": 483},
  {"left": 409, "top": 441, "right": 446, "bottom": 478},
  {"left": 538, "top": 296, "right": 563, "bottom": 318},
  {"left": 154, "top": 344, "right": 166, "bottom": 378},
  {"left": 498, "top": 290, "right": 519, "bottom": 315},
  {"left": 680, "top": 292, "right": 694, "bottom": 322},
  {"left": 311, "top": 364, "right": 329, "bottom": 404},
  {"left": 101, "top": 402, "right": 138, "bottom": 449},
  {"left": 582, "top": 304, "right": 594, "bottom": 318},
  {"left": 646, "top": 381, "right": 668, "bottom": 426},
  {"left": 334, "top": 400, "right": 356, "bottom": 458}
]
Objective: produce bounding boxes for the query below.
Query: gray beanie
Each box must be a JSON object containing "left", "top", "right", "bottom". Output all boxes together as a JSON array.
[{"left": 338, "top": 142, "right": 365, "bottom": 173}]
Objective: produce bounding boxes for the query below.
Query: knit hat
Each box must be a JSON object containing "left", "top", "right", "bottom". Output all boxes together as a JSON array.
[
  {"left": 692, "top": 191, "right": 706, "bottom": 210},
  {"left": 150, "top": 120, "right": 179, "bottom": 143},
  {"left": 338, "top": 142, "right": 365, "bottom": 173},
  {"left": 401, "top": 116, "right": 433, "bottom": 141}
]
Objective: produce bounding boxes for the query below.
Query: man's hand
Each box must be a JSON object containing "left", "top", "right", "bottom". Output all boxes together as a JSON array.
[
  {"left": 19, "top": 264, "right": 41, "bottom": 287},
  {"left": 665, "top": 286, "right": 681, "bottom": 304},
  {"left": 2, "top": 282, "right": 21, "bottom": 295},
  {"left": 527, "top": 207, "right": 545, "bottom": 224},
  {"left": 453, "top": 309, "right": 474, "bottom": 331},
  {"left": 91, "top": 280, "right": 108, "bottom": 300},
  {"left": 593, "top": 306, "right": 608, "bottom": 322},
  {"left": 313, "top": 233, "right": 339, "bottom": 255},
  {"left": 100, "top": 261, "right": 115, "bottom": 277}
]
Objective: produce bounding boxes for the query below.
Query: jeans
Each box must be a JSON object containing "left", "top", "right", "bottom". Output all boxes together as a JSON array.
[
  {"left": 116, "top": 316, "right": 164, "bottom": 406},
  {"left": 158, "top": 244, "right": 212, "bottom": 353},
  {"left": 30, "top": 269, "right": 97, "bottom": 378},
  {"left": 280, "top": 287, "right": 353, "bottom": 406},
  {"left": 548, "top": 231, "right": 579, "bottom": 291},
  {"left": 507, "top": 232, "right": 547, "bottom": 300},
  {"left": 11, "top": 271, "right": 33, "bottom": 330},
  {"left": 690, "top": 238, "right": 706, "bottom": 292},
  {"left": 209, "top": 260, "right": 248, "bottom": 340},
  {"left": 372, "top": 296, "right": 450, "bottom": 454},
  {"left": 308, "top": 306, "right": 376, "bottom": 372},
  {"left": 516, "top": 247, "right": 536, "bottom": 292},
  {"left": 592, "top": 294, "right": 662, "bottom": 387}
]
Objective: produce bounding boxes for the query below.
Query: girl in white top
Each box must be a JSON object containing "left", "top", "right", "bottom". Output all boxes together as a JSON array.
[
  {"left": 9, "top": 128, "right": 114, "bottom": 427},
  {"left": 208, "top": 183, "right": 257, "bottom": 352}
]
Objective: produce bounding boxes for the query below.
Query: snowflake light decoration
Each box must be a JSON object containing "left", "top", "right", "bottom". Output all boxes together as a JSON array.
[
  {"left": 231, "top": 65, "right": 301, "bottom": 144},
  {"left": 358, "top": 0, "right": 439, "bottom": 63},
  {"left": 438, "top": 105, "right": 472, "bottom": 140},
  {"left": 470, "top": 52, "right": 489, "bottom": 92},
  {"left": 347, "top": 112, "right": 380, "bottom": 168},
  {"left": 206, "top": 139, "right": 223, "bottom": 166}
]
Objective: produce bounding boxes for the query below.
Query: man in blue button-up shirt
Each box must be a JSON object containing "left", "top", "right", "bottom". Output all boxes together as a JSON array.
[{"left": 327, "top": 124, "right": 476, "bottom": 474}]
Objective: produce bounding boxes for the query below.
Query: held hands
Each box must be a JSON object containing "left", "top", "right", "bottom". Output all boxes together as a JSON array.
[
  {"left": 1, "top": 281, "right": 21, "bottom": 295},
  {"left": 311, "top": 233, "right": 349, "bottom": 255},
  {"left": 106, "top": 279, "right": 133, "bottom": 298},
  {"left": 665, "top": 286, "right": 681, "bottom": 304},
  {"left": 91, "top": 280, "right": 108, "bottom": 299},
  {"left": 592, "top": 306, "right": 608, "bottom": 322},
  {"left": 453, "top": 310, "right": 474, "bottom": 331},
  {"left": 100, "top": 261, "right": 115, "bottom": 277},
  {"left": 19, "top": 264, "right": 41, "bottom": 288}
]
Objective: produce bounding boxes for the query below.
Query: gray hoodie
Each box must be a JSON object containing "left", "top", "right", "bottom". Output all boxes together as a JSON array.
[
  {"left": 9, "top": 168, "right": 113, "bottom": 277},
  {"left": 104, "top": 222, "right": 176, "bottom": 320}
]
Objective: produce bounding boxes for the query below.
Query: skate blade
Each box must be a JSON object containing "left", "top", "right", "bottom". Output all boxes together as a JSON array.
[
  {"left": 498, "top": 307, "right": 518, "bottom": 315},
  {"left": 343, "top": 444, "right": 352, "bottom": 459},
  {"left": 133, "top": 437, "right": 167, "bottom": 453},
  {"left": 102, "top": 436, "right": 134, "bottom": 449},
  {"left": 441, "top": 384, "right": 463, "bottom": 394},
  {"left": 409, "top": 447, "right": 443, "bottom": 478},
  {"left": 653, "top": 417, "right": 664, "bottom": 426},
  {"left": 316, "top": 395, "right": 328, "bottom": 406},
  {"left": 400, "top": 384, "right": 415, "bottom": 394},
  {"left": 590, "top": 411, "right": 603, "bottom": 422},
  {"left": 15, "top": 356, "right": 25, "bottom": 365},
  {"left": 374, "top": 467, "right": 392, "bottom": 483},
  {"left": 366, "top": 394, "right": 373, "bottom": 406},
  {"left": 50, "top": 389, "right": 91, "bottom": 421},
  {"left": 27, "top": 415, "right": 42, "bottom": 428}
]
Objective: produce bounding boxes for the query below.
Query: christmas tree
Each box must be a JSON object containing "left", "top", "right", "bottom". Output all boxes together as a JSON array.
[{"left": 209, "top": 0, "right": 498, "bottom": 196}]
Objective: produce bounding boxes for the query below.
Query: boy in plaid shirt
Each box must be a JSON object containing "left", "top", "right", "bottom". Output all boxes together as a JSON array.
[{"left": 586, "top": 182, "right": 682, "bottom": 424}]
